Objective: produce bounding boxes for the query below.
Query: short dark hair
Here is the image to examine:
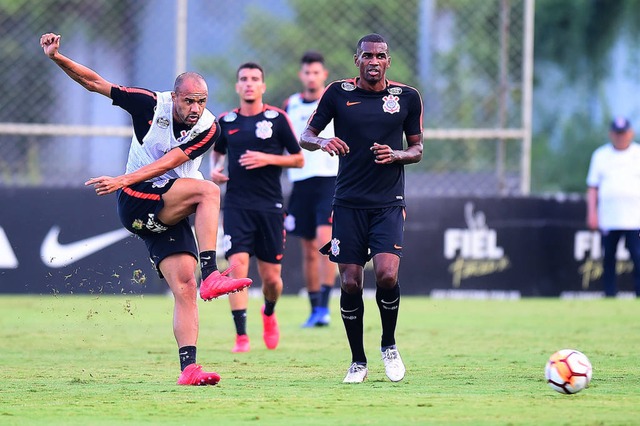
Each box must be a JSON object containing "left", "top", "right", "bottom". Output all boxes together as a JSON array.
[
  {"left": 236, "top": 62, "right": 264, "bottom": 80},
  {"left": 300, "top": 51, "right": 324, "bottom": 65},
  {"left": 356, "top": 33, "right": 388, "bottom": 55},
  {"left": 173, "top": 72, "right": 206, "bottom": 93}
]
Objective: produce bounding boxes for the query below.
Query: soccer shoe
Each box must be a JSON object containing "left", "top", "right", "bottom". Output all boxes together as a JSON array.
[
  {"left": 199, "top": 266, "right": 252, "bottom": 301},
  {"left": 343, "top": 363, "right": 368, "bottom": 383},
  {"left": 316, "top": 306, "right": 330, "bottom": 326},
  {"left": 232, "top": 334, "right": 250, "bottom": 353},
  {"left": 176, "top": 363, "right": 221, "bottom": 386},
  {"left": 261, "top": 305, "right": 280, "bottom": 350},
  {"left": 381, "top": 347, "right": 406, "bottom": 382},
  {"left": 301, "top": 307, "right": 330, "bottom": 328}
]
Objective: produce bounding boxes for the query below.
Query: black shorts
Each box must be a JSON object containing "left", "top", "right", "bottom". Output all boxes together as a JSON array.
[
  {"left": 286, "top": 176, "right": 335, "bottom": 239},
  {"left": 222, "top": 207, "right": 285, "bottom": 263},
  {"left": 117, "top": 181, "right": 198, "bottom": 277},
  {"left": 326, "top": 205, "right": 405, "bottom": 266}
]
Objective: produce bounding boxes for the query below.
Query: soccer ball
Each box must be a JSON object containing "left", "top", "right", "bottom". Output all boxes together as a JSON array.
[{"left": 545, "top": 349, "right": 593, "bottom": 394}]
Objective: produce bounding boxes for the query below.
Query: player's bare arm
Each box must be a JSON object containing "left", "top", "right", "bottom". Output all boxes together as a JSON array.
[
  {"left": 371, "top": 134, "right": 423, "bottom": 165},
  {"left": 85, "top": 148, "right": 190, "bottom": 195},
  {"left": 40, "top": 33, "right": 113, "bottom": 98},
  {"left": 238, "top": 150, "right": 304, "bottom": 170},
  {"left": 300, "top": 126, "right": 350, "bottom": 156}
]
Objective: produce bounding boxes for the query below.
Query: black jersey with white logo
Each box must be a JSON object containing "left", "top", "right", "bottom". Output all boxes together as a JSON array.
[
  {"left": 215, "top": 105, "right": 301, "bottom": 212},
  {"left": 308, "top": 78, "right": 423, "bottom": 208}
]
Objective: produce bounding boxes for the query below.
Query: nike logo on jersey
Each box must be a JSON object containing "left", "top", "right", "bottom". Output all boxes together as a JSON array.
[
  {"left": 228, "top": 128, "right": 240, "bottom": 135},
  {"left": 40, "top": 226, "right": 131, "bottom": 268},
  {"left": 346, "top": 101, "right": 361, "bottom": 106},
  {"left": 393, "top": 244, "right": 402, "bottom": 250}
]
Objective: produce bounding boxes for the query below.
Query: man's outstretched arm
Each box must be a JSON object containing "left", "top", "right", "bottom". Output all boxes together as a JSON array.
[{"left": 40, "top": 33, "right": 113, "bottom": 98}]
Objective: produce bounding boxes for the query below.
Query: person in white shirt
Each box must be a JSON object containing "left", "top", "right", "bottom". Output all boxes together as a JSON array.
[
  {"left": 282, "top": 51, "right": 339, "bottom": 327},
  {"left": 586, "top": 117, "right": 640, "bottom": 297}
]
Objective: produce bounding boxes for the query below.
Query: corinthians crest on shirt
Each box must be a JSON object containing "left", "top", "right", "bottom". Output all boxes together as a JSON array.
[
  {"left": 382, "top": 95, "right": 400, "bottom": 114},
  {"left": 255, "top": 120, "right": 273, "bottom": 139}
]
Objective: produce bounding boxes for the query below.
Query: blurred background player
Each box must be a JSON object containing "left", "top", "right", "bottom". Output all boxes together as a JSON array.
[
  {"left": 40, "top": 32, "right": 251, "bottom": 386},
  {"left": 210, "top": 62, "right": 304, "bottom": 352},
  {"left": 301, "top": 33, "right": 423, "bottom": 383},
  {"left": 586, "top": 117, "right": 640, "bottom": 297},
  {"left": 282, "top": 51, "right": 339, "bottom": 328}
]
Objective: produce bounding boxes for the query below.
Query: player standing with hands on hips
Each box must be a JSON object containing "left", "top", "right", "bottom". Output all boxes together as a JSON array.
[
  {"left": 300, "top": 33, "right": 423, "bottom": 383},
  {"left": 40, "top": 33, "right": 251, "bottom": 386},
  {"left": 283, "top": 51, "right": 339, "bottom": 328}
]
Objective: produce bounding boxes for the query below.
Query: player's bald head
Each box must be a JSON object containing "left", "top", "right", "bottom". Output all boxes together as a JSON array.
[{"left": 174, "top": 72, "right": 208, "bottom": 95}]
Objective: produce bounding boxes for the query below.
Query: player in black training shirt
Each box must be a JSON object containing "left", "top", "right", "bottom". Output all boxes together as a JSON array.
[
  {"left": 41, "top": 32, "right": 252, "bottom": 386},
  {"left": 210, "top": 63, "right": 303, "bottom": 353},
  {"left": 301, "top": 33, "right": 423, "bottom": 383}
]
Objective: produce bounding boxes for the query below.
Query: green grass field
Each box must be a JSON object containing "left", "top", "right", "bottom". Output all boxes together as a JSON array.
[{"left": 1, "top": 294, "right": 639, "bottom": 425}]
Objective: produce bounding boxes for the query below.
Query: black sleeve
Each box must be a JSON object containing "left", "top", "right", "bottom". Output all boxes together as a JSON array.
[
  {"left": 279, "top": 114, "right": 302, "bottom": 154},
  {"left": 110, "top": 85, "right": 157, "bottom": 143}
]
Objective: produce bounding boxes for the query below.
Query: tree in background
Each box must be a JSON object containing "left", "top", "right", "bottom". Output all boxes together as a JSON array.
[{"left": 532, "top": 0, "right": 640, "bottom": 193}]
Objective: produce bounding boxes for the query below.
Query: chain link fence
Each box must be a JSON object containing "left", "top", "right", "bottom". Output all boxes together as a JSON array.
[{"left": 0, "top": 0, "right": 532, "bottom": 195}]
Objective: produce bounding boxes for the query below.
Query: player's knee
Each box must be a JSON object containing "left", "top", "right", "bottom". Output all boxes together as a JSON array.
[
  {"left": 199, "top": 180, "right": 220, "bottom": 202},
  {"left": 341, "top": 278, "right": 363, "bottom": 294},
  {"left": 170, "top": 276, "right": 198, "bottom": 301},
  {"left": 375, "top": 271, "right": 398, "bottom": 289}
]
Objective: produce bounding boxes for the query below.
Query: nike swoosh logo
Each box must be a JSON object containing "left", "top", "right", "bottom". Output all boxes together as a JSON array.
[
  {"left": 228, "top": 128, "right": 240, "bottom": 135},
  {"left": 394, "top": 244, "right": 402, "bottom": 249},
  {"left": 0, "top": 226, "right": 18, "bottom": 268},
  {"left": 381, "top": 297, "right": 400, "bottom": 305},
  {"left": 346, "top": 101, "right": 361, "bottom": 106},
  {"left": 40, "top": 226, "right": 131, "bottom": 268}
]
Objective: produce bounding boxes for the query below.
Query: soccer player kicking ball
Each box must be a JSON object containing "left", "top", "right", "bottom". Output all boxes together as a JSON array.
[
  {"left": 40, "top": 32, "right": 252, "bottom": 385},
  {"left": 301, "top": 34, "right": 423, "bottom": 383}
]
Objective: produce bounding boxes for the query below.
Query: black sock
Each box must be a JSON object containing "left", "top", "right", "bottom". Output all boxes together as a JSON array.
[
  {"left": 320, "top": 284, "right": 332, "bottom": 308},
  {"left": 232, "top": 309, "right": 247, "bottom": 335},
  {"left": 263, "top": 298, "right": 276, "bottom": 316},
  {"left": 179, "top": 345, "right": 197, "bottom": 371},
  {"left": 376, "top": 283, "right": 400, "bottom": 348},
  {"left": 308, "top": 290, "right": 321, "bottom": 310},
  {"left": 340, "top": 288, "right": 366, "bottom": 364},
  {"left": 199, "top": 250, "right": 218, "bottom": 280}
]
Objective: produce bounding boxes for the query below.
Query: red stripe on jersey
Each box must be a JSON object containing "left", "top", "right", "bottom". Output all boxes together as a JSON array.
[
  {"left": 118, "top": 86, "right": 157, "bottom": 99},
  {"left": 122, "top": 186, "right": 161, "bottom": 201},
  {"left": 184, "top": 122, "right": 217, "bottom": 156},
  {"left": 264, "top": 104, "right": 298, "bottom": 136}
]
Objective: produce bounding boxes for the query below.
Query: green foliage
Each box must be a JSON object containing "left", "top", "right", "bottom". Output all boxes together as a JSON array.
[
  {"left": 531, "top": 113, "right": 605, "bottom": 193},
  {"left": 199, "top": 0, "right": 419, "bottom": 111},
  {"left": 533, "top": 0, "right": 640, "bottom": 193},
  {"left": 2, "top": 295, "right": 640, "bottom": 424}
]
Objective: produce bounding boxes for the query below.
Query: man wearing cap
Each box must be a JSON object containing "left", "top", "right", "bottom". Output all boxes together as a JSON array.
[{"left": 586, "top": 117, "right": 640, "bottom": 297}]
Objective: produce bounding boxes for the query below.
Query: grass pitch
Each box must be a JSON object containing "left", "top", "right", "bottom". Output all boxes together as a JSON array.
[{"left": 0, "top": 294, "right": 639, "bottom": 425}]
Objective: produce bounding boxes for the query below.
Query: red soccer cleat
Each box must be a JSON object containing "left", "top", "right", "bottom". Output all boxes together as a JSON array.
[
  {"left": 199, "top": 266, "right": 252, "bottom": 301},
  {"left": 176, "top": 363, "right": 221, "bottom": 386},
  {"left": 232, "top": 334, "right": 250, "bottom": 353},
  {"left": 261, "top": 305, "right": 280, "bottom": 350}
]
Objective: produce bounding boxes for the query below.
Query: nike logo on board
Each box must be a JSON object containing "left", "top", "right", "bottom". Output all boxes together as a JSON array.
[
  {"left": 0, "top": 227, "right": 18, "bottom": 268},
  {"left": 346, "top": 101, "right": 361, "bottom": 106},
  {"left": 40, "top": 226, "right": 131, "bottom": 268}
]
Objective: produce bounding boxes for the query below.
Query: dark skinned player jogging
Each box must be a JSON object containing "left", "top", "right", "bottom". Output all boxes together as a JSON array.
[{"left": 300, "top": 33, "right": 423, "bottom": 384}]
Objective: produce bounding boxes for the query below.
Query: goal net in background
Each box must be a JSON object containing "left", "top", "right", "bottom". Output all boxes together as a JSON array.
[{"left": 0, "top": 0, "right": 533, "bottom": 196}]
